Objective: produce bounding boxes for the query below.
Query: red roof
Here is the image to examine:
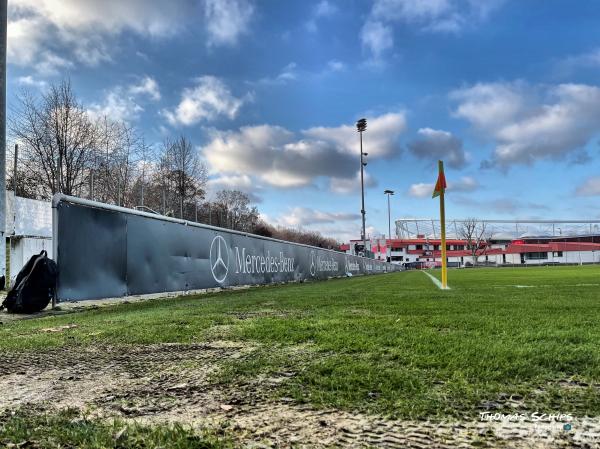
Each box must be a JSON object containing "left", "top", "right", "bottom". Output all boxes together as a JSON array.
[{"left": 346, "top": 238, "right": 600, "bottom": 257}]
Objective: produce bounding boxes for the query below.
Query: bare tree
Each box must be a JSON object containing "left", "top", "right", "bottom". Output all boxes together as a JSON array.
[
  {"left": 213, "top": 190, "right": 259, "bottom": 232},
  {"left": 155, "top": 136, "right": 207, "bottom": 219},
  {"left": 10, "top": 80, "right": 97, "bottom": 197},
  {"left": 459, "top": 218, "right": 491, "bottom": 266}
]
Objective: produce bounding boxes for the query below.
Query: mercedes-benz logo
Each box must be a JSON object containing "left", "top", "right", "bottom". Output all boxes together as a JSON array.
[
  {"left": 210, "top": 235, "right": 229, "bottom": 283},
  {"left": 309, "top": 250, "right": 316, "bottom": 277}
]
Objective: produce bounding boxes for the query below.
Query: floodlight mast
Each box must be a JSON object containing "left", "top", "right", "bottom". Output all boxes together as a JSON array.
[
  {"left": 357, "top": 118, "right": 367, "bottom": 257},
  {"left": 0, "top": 0, "right": 6, "bottom": 288}
]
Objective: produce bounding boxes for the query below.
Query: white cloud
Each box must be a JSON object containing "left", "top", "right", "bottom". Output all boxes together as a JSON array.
[
  {"left": 330, "top": 171, "right": 377, "bottom": 194},
  {"left": 10, "top": 0, "right": 189, "bottom": 35},
  {"left": 8, "top": 0, "right": 253, "bottom": 73},
  {"left": 408, "top": 127, "right": 467, "bottom": 168},
  {"left": 128, "top": 76, "right": 161, "bottom": 101},
  {"left": 314, "top": 0, "right": 338, "bottom": 17},
  {"left": 203, "top": 0, "right": 254, "bottom": 47},
  {"left": 372, "top": 0, "right": 452, "bottom": 23},
  {"left": 408, "top": 176, "right": 479, "bottom": 197},
  {"left": 202, "top": 125, "right": 354, "bottom": 188},
  {"left": 200, "top": 113, "right": 407, "bottom": 190},
  {"left": 276, "top": 207, "right": 360, "bottom": 227},
  {"left": 88, "top": 90, "right": 144, "bottom": 123},
  {"left": 163, "top": 76, "right": 249, "bottom": 126},
  {"left": 451, "top": 82, "right": 600, "bottom": 167},
  {"left": 576, "top": 177, "right": 600, "bottom": 196},
  {"left": 16, "top": 75, "right": 47, "bottom": 89},
  {"left": 327, "top": 60, "right": 346, "bottom": 72},
  {"left": 256, "top": 63, "right": 299, "bottom": 86},
  {"left": 208, "top": 174, "right": 253, "bottom": 191},
  {"left": 206, "top": 174, "right": 262, "bottom": 203},
  {"left": 453, "top": 195, "right": 548, "bottom": 214},
  {"left": 557, "top": 48, "right": 600, "bottom": 76},
  {"left": 450, "top": 176, "right": 479, "bottom": 192},
  {"left": 360, "top": 20, "right": 393, "bottom": 59},
  {"left": 8, "top": 0, "right": 194, "bottom": 72},
  {"left": 370, "top": 0, "right": 502, "bottom": 32},
  {"left": 304, "top": 112, "right": 407, "bottom": 158},
  {"left": 88, "top": 77, "right": 162, "bottom": 123},
  {"left": 306, "top": 0, "right": 337, "bottom": 33},
  {"left": 360, "top": 0, "right": 503, "bottom": 59},
  {"left": 408, "top": 182, "right": 434, "bottom": 198}
]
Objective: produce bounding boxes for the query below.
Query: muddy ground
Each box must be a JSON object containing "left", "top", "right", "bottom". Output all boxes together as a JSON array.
[{"left": 1, "top": 340, "right": 599, "bottom": 448}]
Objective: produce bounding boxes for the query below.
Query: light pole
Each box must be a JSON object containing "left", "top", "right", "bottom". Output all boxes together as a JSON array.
[
  {"left": 0, "top": 0, "right": 6, "bottom": 288},
  {"left": 384, "top": 189, "right": 394, "bottom": 262},
  {"left": 356, "top": 118, "right": 367, "bottom": 257}
]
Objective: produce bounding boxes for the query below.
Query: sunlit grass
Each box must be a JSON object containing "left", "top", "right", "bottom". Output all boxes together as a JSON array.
[{"left": 2, "top": 266, "right": 600, "bottom": 419}]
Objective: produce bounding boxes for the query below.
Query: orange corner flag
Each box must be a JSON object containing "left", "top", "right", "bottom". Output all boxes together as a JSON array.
[
  {"left": 434, "top": 160, "right": 448, "bottom": 289},
  {"left": 432, "top": 166, "right": 447, "bottom": 198}
]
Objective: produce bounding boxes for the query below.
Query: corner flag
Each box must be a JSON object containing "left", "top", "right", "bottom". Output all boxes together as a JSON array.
[
  {"left": 433, "top": 160, "right": 448, "bottom": 289},
  {"left": 432, "top": 164, "right": 447, "bottom": 198}
]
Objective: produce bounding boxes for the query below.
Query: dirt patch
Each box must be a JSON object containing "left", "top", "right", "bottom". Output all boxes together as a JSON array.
[{"left": 0, "top": 343, "right": 599, "bottom": 448}]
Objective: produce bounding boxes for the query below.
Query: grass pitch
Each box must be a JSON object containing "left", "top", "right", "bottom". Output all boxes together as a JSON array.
[{"left": 1, "top": 265, "right": 600, "bottom": 446}]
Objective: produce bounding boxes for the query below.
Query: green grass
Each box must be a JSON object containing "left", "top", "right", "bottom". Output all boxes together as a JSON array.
[
  {"left": 0, "top": 408, "right": 232, "bottom": 448},
  {"left": 2, "top": 266, "right": 600, "bottom": 421}
]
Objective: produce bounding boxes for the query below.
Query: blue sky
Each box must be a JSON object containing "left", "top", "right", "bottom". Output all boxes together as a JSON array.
[{"left": 6, "top": 0, "right": 600, "bottom": 241}]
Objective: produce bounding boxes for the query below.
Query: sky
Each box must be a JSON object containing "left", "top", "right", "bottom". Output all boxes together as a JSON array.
[{"left": 6, "top": 0, "right": 600, "bottom": 241}]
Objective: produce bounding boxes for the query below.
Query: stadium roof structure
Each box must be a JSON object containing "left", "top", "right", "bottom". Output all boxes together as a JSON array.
[{"left": 395, "top": 218, "right": 600, "bottom": 240}]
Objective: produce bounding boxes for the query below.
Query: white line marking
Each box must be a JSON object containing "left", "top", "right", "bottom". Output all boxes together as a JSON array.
[
  {"left": 490, "top": 283, "right": 600, "bottom": 289},
  {"left": 422, "top": 270, "right": 450, "bottom": 290}
]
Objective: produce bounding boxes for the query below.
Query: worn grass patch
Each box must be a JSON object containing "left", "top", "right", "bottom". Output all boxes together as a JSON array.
[
  {"left": 1, "top": 267, "right": 600, "bottom": 421},
  {"left": 0, "top": 408, "right": 232, "bottom": 448}
]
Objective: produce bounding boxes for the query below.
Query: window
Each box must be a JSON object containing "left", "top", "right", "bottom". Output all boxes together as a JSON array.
[
  {"left": 553, "top": 251, "right": 563, "bottom": 257},
  {"left": 391, "top": 256, "right": 404, "bottom": 261},
  {"left": 416, "top": 244, "right": 423, "bottom": 250},
  {"left": 525, "top": 252, "right": 548, "bottom": 260}
]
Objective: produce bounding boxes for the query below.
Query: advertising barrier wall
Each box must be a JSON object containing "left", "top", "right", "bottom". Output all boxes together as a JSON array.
[{"left": 53, "top": 195, "right": 401, "bottom": 301}]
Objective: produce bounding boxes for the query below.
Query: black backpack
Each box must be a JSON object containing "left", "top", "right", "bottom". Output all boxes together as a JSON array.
[{"left": 1, "top": 250, "right": 58, "bottom": 314}]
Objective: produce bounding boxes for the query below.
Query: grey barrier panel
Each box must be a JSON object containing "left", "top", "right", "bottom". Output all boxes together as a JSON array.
[
  {"left": 55, "top": 200, "right": 128, "bottom": 300},
  {"left": 53, "top": 195, "right": 400, "bottom": 301}
]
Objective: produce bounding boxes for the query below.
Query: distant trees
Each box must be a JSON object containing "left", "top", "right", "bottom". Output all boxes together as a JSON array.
[
  {"left": 253, "top": 220, "right": 339, "bottom": 249},
  {"left": 150, "top": 136, "right": 207, "bottom": 219},
  {"left": 213, "top": 190, "right": 259, "bottom": 232},
  {"left": 11, "top": 80, "right": 97, "bottom": 197},
  {"left": 8, "top": 78, "right": 342, "bottom": 250},
  {"left": 459, "top": 218, "right": 491, "bottom": 265}
]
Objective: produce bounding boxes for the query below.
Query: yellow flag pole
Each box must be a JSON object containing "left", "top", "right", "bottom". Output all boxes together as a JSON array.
[{"left": 438, "top": 160, "right": 448, "bottom": 289}]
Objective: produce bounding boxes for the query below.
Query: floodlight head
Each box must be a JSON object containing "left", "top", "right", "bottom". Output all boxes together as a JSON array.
[
  {"left": 363, "top": 152, "right": 368, "bottom": 156},
  {"left": 356, "top": 118, "right": 367, "bottom": 132},
  {"left": 384, "top": 189, "right": 394, "bottom": 195},
  {"left": 362, "top": 162, "right": 368, "bottom": 166}
]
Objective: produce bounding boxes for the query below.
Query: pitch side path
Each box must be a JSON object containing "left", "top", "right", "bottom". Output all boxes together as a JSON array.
[{"left": 1, "top": 266, "right": 600, "bottom": 448}]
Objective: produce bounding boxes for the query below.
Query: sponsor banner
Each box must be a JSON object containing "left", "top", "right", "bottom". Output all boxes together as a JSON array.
[{"left": 54, "top": 195, "right": 400, "bottom": 301}]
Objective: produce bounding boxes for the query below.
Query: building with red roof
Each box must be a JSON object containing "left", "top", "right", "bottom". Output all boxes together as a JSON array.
[{"left": 344, "top": 235, "right": 600, "bottom": 267}]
